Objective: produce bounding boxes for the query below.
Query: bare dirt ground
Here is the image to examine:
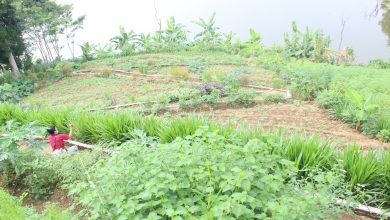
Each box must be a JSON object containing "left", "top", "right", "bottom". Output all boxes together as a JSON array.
[
  {"left": 188, "top": 101, "right": 388, "bottom": 150},
  {"left": 22, "top": 189, "right": 75, "bottom": 213}
]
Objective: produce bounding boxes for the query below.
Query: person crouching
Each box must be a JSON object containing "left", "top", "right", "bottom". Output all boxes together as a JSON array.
[{"left": 46, "top": 124, "right": 76, "bottom": 155}]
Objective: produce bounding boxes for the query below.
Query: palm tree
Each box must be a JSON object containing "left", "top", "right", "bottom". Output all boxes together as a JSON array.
[
  {"left": 110, "top": 26, "right": 137, "bottom": 55},
  {"left": 193, "top": 12, "right": 222, "bottom": 49}
]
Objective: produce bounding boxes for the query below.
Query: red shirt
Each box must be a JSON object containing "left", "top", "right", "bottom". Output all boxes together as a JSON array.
[{"left": 48, "top": 134, "right": 69, "bottom": 151}]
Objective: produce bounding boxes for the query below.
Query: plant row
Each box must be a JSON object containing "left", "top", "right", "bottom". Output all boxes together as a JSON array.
[{"left": 257, "top": 51, "right": 390, "bottom": 142}]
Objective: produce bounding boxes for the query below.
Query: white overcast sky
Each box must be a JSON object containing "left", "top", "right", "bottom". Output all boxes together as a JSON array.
[{"left": 57, "top": 0, "right": 390, "bottom": 62}]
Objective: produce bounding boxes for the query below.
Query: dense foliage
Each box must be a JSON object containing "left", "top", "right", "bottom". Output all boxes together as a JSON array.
[
  {"left": 0, "top": 104, "right": 389, "bottom": 209},
  {"left": 71, "top": 127, "right": 350, "bottom": 219}
]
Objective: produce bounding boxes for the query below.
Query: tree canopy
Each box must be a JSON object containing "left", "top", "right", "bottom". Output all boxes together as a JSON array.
[
  {"left": 0, "top": 0, "right": 85, "bottom": 73},
  {"left": 0, "top": 0, "right": 26, "bottom": 74}
]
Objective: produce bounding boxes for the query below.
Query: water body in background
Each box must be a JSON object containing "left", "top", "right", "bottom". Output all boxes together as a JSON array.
[{"left": 59, "top": 0, "right": 390, "bottom": 63}]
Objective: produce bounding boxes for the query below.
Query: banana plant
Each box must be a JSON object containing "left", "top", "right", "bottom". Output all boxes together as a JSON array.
[
  {"left": 221, "top": 31, "right": 235, "bottom": 52},
  {"left": 79, "top": 42, "right": 95, "bottom": 61},
  {"left": 345, "top": 89, "right": 380, "bottom": 130},
  {"left": 110, "top": 26, "right": 137, "bottom": 55},
  {"left": 193, "top": 12, "right": 222, "bottom": 49},
  {"left": 95, "top": 44, "right": 115, "bottom": 59},
  {"left": 245, "top": 28, "right": 263, "bottom": 56},
  {"left": 163, "top": 17, "right": 188, "bottom": 51},
  {"left": 152, "top": 30, "right": 164, "bottom": 51},
  {"left": 136, "top": 33, "right": 153, "bottom": 52}
]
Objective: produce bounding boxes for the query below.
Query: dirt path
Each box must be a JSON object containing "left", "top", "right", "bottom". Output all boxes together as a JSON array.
[{"left": 190, "top": 101, "right": 388, "bottom": 150}]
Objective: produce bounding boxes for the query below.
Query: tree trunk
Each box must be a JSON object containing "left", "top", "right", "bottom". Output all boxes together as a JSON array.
[{"left": 7, "top": 51, "right": 20, "bottom": 77}]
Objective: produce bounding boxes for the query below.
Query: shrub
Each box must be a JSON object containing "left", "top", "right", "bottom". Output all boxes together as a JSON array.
[
  {"left": 0, "top": 84, "right": 20, "bottom": 103},
  {"left": 264, "top": 94, "right": 286, "bottom": 103},
  {"left": 232, "top": 66, "right": 252, "bottom": 75},
  {"left": 201, "top": 70, "right": 213, "bottom": 82},
  {"left": 367, "top": 59, "right": 390, "bottom": 69},
  {"left": 198, "top": 82, "right": 225, "bottom": 96},
  {"left": 138, "top": 64, "right": 150, "bottom": 74},
  {"left": 377, "top": 129, "right": 390, "bottom": 142},
  {"left": 286, "top": 69, "right": 331, "bottom": 100},
  {"left": 166, "top": 88, "right": 200, "bottom": 103},
  {"left": 222, "top": 73, "right": 241, "bottom": 91},
  {"left": 188, "top": 59, "right": 206, "bottom": 73},
  {"left": 98, "top": 68, "right": 113, "bottom": 78},
  {"left": 229, "top": 89, "right": 256, "bottom": 107},
  {"left": 71, "top": 127, "right": 349, "bottom": 219},
  {"left": 0, "top": 189, "right": 73, "bottom": 219},
  {"left": 178, "top": 89, "right": 221, "bottom": 109},
  {"left": 315, "top": 90, "right": 343, "bottom": 109},
  {"left": 257, "top": 50, "right": 287, "bottom": 72},
  {"left": 12, "top": 80, "right": 34, "bottom": 97},
  {"left": 0, "top": 189, "right": 26, "bottom": 219},
  {"left": 60, "top": 63, "right": 73, "bottom": 75},
  {"left": 271, "top": 74, "right": 284, "bottom": 88},
  {"left": 170, "top": 66, "right": 190, "bottom": 80}
]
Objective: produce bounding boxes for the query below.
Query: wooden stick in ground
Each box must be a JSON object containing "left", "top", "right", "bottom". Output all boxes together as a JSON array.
[
  {"left": 65, "top": 140, "right": 93, "bottom": 149},
  {"left": 87, "top": 101, "right": 159, "bottom": 112},
  {"left": 242, "top": 85, "right": 287, "bottom": 92},
  {"left": 335, "top": 198, "right": 390, "bottom": 219}
]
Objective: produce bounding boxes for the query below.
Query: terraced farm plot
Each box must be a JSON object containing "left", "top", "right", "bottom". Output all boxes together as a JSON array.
[{"left": 189, "top": 102, "right": 389, "bottom": 150}]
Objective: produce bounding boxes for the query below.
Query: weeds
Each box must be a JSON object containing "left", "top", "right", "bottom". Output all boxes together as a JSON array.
[
  {"left": 188, "top": 59, "right": 206, "bottom": 73},
  {"left": 138, "top": 63, "right": 150, "bottom": 74},
  {"left": 170, "top": 66, "right": 190, "bottom": 80},
  {"left": 228, "top": 89, "right": 256, "bottom": 107},
  {"left": 264, "top": 94, "right": 286, "bottom": 103},
  {"left": 377, "top": 129, "right": 390, "bottom": 142}
]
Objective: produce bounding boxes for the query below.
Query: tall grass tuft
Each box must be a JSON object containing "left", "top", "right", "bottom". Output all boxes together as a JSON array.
[
  {"left": 342, "top": 146, "right": 385, "bottom": 205},
  {"left": 281, "top": 135, "right": 336, "bottom": 172},
  {"left": 160, "top": 117, "right": 206, "bottom": 143}
]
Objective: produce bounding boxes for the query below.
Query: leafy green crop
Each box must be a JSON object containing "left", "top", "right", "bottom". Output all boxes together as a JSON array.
[{"left": 71, "top": 127, "right": 349, "bottom": 219}]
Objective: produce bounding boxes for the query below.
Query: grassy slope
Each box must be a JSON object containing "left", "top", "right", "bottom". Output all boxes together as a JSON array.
[
  {"left": 25, "top": 51, "right": 277, "bottom": 109},
  {"left": 23, "top": 51, "right": 390, "bottom": 148},
  {"left": 283, "top": 60, "right": 390, "bottom": 105}
]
